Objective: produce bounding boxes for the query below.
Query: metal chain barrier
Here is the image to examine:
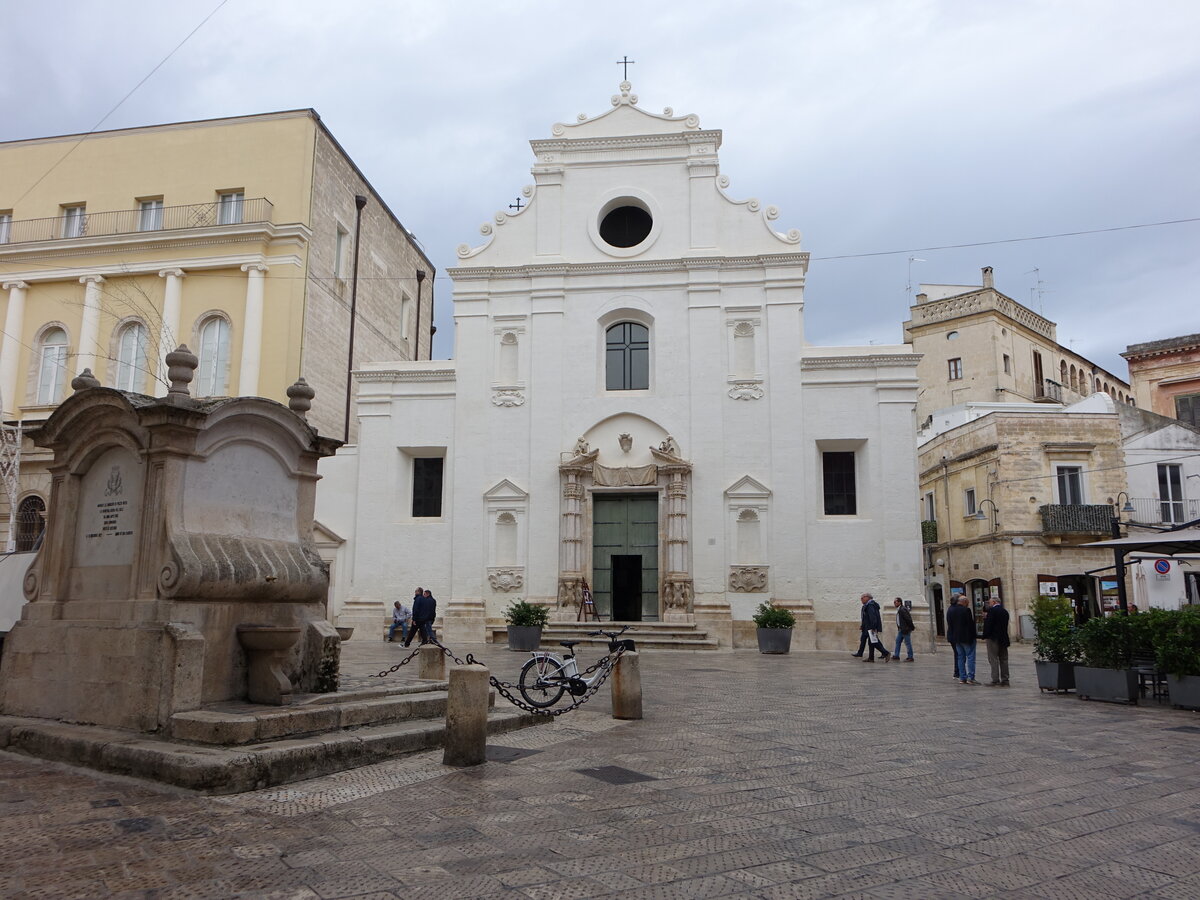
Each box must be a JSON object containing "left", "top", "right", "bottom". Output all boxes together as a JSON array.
[
  {"left": 367, "top": 646, "right": 422, "bottom": 678},
  {"left": 489, "top": 644, "right": 628, "bottom": 717},
  {"left": 428, "top": 637, "right": 474, "bottom": 667}
]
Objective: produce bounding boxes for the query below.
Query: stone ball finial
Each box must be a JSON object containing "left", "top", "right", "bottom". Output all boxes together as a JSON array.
[
  {"left": 165, "top": 344, "right": 198, "bottom": 399},
  {"left": 71, "top": 368, "right": 101, "bottom": 392},
  {"left": 287, "top": 377, "right": 315, "bottom": 416}
]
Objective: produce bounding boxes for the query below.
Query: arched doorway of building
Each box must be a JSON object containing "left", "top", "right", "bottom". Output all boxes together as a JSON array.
[{"left": 15, "top": 495, "right": 46, "bottom": 552}]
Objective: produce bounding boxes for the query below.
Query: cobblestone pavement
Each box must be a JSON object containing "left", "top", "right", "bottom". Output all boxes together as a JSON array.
[{"left": 3, "top": 639, "right": 1199, "bottom": 899}]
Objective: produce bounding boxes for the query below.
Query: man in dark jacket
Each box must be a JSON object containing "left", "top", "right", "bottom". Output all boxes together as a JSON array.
[
  {"left": 982, "top": 597, "right": 1011, "bottom": 686},
  {"left": 947, "top": 596, "right": 978, "bottom": 684},
  {"left": 852, "top": 593, "right": 890, "bottom": 661},
  {"left": 405, "top": 589, "right": 437, "bottom": 646},
  {"left": 889, "top": 598, "right": 916, "bottom": 662}
]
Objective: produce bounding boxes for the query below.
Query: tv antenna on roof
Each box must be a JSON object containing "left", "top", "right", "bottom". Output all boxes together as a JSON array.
[
  {"left": 1024, "top": 267, "right": 1049, "bottom": 315},
  {"left": 906, "top": 257, "right": 926, "bottom": 300}
]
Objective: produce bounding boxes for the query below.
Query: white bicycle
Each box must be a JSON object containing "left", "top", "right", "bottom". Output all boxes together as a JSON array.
[{"left": 517, "top": 625, "right": 635, "bottom": 708}]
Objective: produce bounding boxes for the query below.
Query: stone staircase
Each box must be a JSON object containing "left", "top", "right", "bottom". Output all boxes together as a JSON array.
[
  {"left": 0, "top": 677, "right": 546, "bottom": 794},
  {"left": 488, "top": 620, "right": 720, "bottom": 651}
]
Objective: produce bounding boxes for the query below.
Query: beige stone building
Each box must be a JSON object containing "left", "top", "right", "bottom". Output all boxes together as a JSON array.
[
  {"left": 904, "top": 266, "right": 1131, "bottom": 425},
  {"left": 1122, "top": 333, "right": 1200, "bottom": 428},
  {"left": 0, "top": 109, "right": 434, "bottom": 550},
  {"left": 918, "top": 396, "right": 1127, "bottom": 638}
]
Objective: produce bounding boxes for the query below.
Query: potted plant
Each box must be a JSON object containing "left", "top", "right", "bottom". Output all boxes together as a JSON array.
[
  {"left": 1155, "top": 607, "right": 1200, "bottom": 710},
  {"left": 753, "top": 601, "right": 796, "bottom": 654},
  {"left": 504, "top": 599, "right": 549, "bottom": 652},
  {"left": 1031, "top": 595, "right": 1079, "bottom": 692},
  {"left": 1075, "top": 614, "right": 1138, "bottom": 703}
]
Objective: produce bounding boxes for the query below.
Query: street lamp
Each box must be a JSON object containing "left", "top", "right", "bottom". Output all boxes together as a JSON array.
[
  {"left": 973, "top": 498, "right": 999, "bottom": 532},
  {"left": 1111, "top": 492, "right": 1135, "bottom": 615}
]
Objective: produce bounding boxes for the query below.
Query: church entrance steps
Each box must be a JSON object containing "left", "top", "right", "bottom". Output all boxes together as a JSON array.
[
  {"left": 0, "top": 687, "right": 547, "bottom": 794},
  {"left": 488, "top": 620, "right": 721, "bottom": 651}
]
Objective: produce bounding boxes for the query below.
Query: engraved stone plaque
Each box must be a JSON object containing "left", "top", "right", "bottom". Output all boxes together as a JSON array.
[{"left": 74, "top": 446, "right": 144, "bottom": 568}]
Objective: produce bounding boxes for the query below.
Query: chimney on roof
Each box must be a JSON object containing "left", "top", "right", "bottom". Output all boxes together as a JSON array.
[{"left": 982, "top": 266, "right": 994, "bottom": 289}]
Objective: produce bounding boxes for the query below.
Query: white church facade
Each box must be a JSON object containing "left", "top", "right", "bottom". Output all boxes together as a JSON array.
[{"left": 317, "top": 83, "right": 925, "bottom": 648}]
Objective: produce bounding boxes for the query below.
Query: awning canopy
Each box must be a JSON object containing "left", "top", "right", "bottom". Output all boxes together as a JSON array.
[{"left": 1082, "top": 528, "right": 1200, "bottom": 557}]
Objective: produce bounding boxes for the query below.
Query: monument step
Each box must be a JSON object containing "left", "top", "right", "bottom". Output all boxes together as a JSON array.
[
  {"left": 168, "top": 683, "right": 464, "bottom": 745},
  {"left": 0, "top": 707, "right": 547, "bottom": 795}
]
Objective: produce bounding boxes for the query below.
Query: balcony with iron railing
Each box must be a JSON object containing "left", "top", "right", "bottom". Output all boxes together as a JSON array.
[
  {"left": 1124, "top": 497, "right": 1200, "bottom": 527},
  {"left": 0, "top": 198, "right": 274, "bottom": 245},
  {"left": 1039, "top": 503, "right": 1113, "bottom": 534},
  {"left": 1035, "top": 378, "right": 1063, "bottom": 403}
]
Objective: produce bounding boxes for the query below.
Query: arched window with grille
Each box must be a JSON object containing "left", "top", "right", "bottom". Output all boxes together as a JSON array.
[
  {"left": 36, "top": 327, "right": 69, "bottom": 405},
  {"left": 15, "top": 495, "right": 46, "bottom": 551},
  {"left": 604, "top": 322, "right": 649, "bottom": 391},
  {"left": 196, "top": 315, "right": 231, "bottom": 396},
  {"left": 113, "top": 321, "right": 148, "bottom": 392}
]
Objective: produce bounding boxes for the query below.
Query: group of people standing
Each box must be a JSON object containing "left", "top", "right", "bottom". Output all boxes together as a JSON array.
[
  {"left": 853, "top": 591, "right": 1013, "bottom": 686},
  {"left": 947, "top": 595, "right": 1010, "bottom": 686},
  {"left": 387, "top": 587, "right": 438, "bottom": 647}
]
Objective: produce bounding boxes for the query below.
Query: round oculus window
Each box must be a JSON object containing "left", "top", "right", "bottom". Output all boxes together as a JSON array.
[{"left": 599, "top": 205, "right": 653, "bottom": 248}]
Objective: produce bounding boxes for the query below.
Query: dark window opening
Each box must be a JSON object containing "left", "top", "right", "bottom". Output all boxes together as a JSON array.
[
  {"left": 412, "top": 458, "right": 444, "bottom": 518},
  {"left": 1177, "top": 394, "right": 1200, "bottom": 428},
  {"left": 822, "top": 451, "right": 857, "bottom": 515},
  {"left": 15, "top": 495, "right": 46, "bottom": 552},
  {"left": 605, "top": 322, "right": 649, "bottom": 391},
  {"left": 599, "top": 205, "right": 652, "bottom": 248}
]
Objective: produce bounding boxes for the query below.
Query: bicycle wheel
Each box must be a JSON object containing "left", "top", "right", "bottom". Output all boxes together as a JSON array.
[{"left": 518, "top": 655, "right": 567, "bottom": 708}]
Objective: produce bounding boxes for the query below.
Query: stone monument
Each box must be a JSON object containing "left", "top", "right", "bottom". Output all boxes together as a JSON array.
[{"left": 0, "top": 347, "right": 341, "bottom": 731}]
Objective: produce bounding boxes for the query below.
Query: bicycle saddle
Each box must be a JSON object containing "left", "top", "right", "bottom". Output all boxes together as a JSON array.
[{"left": 559, "top": 640, "right": 582, "bottom": 649}]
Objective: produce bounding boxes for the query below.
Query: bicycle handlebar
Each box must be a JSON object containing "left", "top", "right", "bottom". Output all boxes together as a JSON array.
[{"left": 586, "top": 624, "right": 633, "bottom": 639}]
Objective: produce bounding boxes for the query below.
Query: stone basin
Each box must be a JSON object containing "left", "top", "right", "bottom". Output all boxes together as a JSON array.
[
  {"left": 236, "top": 624, "right": 302, "bottom": 652},
  {"left": 336, "top": 626, "right": 355, "bottom": 642}
]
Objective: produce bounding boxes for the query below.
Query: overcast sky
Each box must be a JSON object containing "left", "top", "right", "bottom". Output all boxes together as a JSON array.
[{"left": 3, "top": 1, "right": 1197, "bottom": 376}]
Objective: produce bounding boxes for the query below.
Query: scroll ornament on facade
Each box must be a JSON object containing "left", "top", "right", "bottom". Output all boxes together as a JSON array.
[
  {"left": 729, "top": 566, "right": 769, "bottom": 592},
  {"left": 492, "top": 389, "right": 525, "bottom": 407},
  {"left": 487, "top": 567, "right": 524, "bottom": 592}
]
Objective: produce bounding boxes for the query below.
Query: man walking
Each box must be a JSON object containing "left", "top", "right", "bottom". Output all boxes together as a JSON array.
[
  {"left": 947, "top": 600, "right": 960, "bottom": 680},
  {"left": 982, "top": 597, "right": 1011, "bottom": 686},
  {"left": 947, "top": 595, "right": 978, "bottom": 684},
  {"left": 405, "top": 588, "right": 437, "bottom": 647},
  {"left": 852, "top": 593, "right": 890, "bottom": 661},
  {"left": 890, "top": 598, "right": 915, "bottom": 662}
]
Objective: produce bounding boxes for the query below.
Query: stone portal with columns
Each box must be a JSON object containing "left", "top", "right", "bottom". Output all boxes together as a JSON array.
[{"left": 556, "top": 428, "right": 695, "bottom": 623}]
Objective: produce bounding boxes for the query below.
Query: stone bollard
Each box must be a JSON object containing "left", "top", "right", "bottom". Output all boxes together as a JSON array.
[
  {"left": 443, "top": 663, "right": 490, "bottom": 767},
  {"left": 611, "top": 650, "right": 643, "bottom": 720},
  {"left": 419, "top": 644, "right": 445, "bottom": 680}
]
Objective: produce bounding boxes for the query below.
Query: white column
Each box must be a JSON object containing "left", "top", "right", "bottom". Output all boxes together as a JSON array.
[
  {"left": 156, "top": 268, "right": 185, "bottom": 397},
  {"left": 238, "top": 263, "right": 268, "bottom": 397},
  {"left": 1, "top": 281, "right": 29, "bottom": 417},
  {"left": 77, "top": 275, "right": 105, "bottom": 376}
]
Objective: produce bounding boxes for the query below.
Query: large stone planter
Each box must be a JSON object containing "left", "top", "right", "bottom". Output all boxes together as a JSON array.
[
  {"left": 507, "top": 625, "right": 543, "bottom": 652},
  {"left": 1035, "top": 660, "right": 1075, "bottom": 693},
  {"left": 756, "top": 627, "right": 793, "bottom": 655},
  {"left": 1167, "top": 674, "right": 1200, "bottom": 710},
  {"left": 1075, "top": 666, "right": 1138, "bottom": 704}
]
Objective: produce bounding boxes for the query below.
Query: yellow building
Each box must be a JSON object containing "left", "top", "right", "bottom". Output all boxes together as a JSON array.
[
  {"left": 904, "top": 266, "right": 1131, "bottom": 425},
  {"left": 0, "top": 109, "right": 434, "bottom": 549}
]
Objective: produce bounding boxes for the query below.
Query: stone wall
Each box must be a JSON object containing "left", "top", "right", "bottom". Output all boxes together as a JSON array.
[{"left": 302, "top": 127, "right": 434, "bottom": 442}]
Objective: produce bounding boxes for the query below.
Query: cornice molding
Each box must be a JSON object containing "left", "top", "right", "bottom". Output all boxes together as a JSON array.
[
  {"left": 1, "top": 252, "right": 302, "bottom": 284},
  {"left": 354, "top": 368, "right": 456, "bottom": 383},
  {"left": 802, "top": 354, "right": 920, "bottom": 369},
  {"left": 449, "top": 253, "right": 810, "bottom": 281}
]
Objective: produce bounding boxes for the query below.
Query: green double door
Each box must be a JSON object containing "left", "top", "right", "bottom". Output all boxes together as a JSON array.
[{"left": 592, "top": 493, "right": 659, "bottom": 621}]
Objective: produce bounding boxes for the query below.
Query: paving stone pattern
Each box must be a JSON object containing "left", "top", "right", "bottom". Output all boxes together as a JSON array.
[{"left": 2, "top": 641, "right": 1199, "bottom": 899}]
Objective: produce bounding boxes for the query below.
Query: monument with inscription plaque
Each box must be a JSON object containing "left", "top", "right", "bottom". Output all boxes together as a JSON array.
[{"left": 0, "top": 349, "right": 341, "bottom": 731}]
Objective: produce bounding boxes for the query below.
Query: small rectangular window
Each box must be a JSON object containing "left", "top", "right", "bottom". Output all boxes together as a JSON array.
[
  {"left": 0, "top": 211, "right": 11, "bottom": 243},
  {"left": 1056, "top": 466, "right": 1083, "bottom": 505},
  {"left": 822, "top": 451, "right": 857, "bottom": 515},
  {"left": 217, "top": 191, "right": 244, "bottom": 225},
  {"left": 412, "top": 457, "right": 444, "bottom": 518},
  {"left": 1003, "top": 354, "right": 1011, "bottom": 375},
  {"left": 1177, "top": 394, "right": 1200, "bottom": 428},
  {"left": 964, "top": 488, "right": 977, "bottom": 516},
  {"left": 948, "top": 358, "right": 963, "bottom": 380},
  {"left": 923, "top": 491, "right": 936, "bottom": 522},
  {"left": 138, "top": 198, "right": 163, "bottom": 232},
  {"left": 334, "top": 226, "right": 349, "bottom": 279},
  {"left": 61, "top": 204, "right": 86, "bottom": 238}
]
